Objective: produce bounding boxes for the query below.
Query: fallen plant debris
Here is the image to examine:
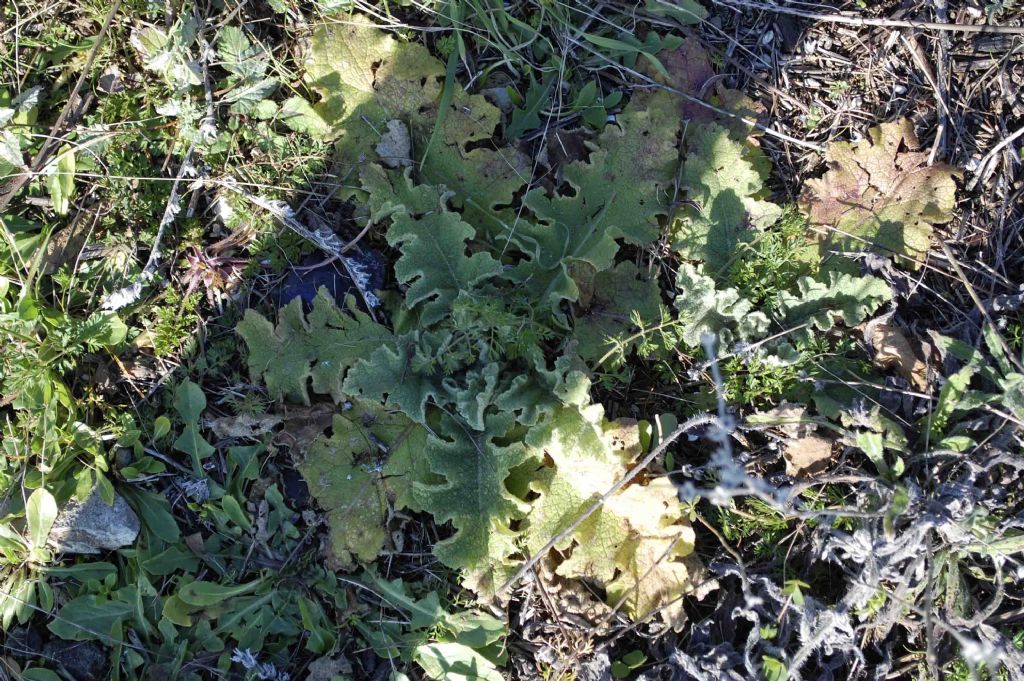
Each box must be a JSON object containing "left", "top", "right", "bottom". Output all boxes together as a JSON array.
[{"left": 1, "top": 1, "right": 1023, "bottom": 680}]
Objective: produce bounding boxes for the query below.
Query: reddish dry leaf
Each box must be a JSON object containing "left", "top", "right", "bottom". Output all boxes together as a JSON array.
[{"left": 800, "top": 119, "right": 958, "bottom": 268}]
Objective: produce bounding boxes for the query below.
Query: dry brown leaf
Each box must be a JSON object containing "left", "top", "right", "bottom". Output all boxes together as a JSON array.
[
  {"left": 871, "top": 323, "right": 930, "bottom": 391},
  {"left": 784, "top": 434, "right": 834, "bottom": 478},
  {"left": 272, "top": 403, "right": 336, "bottom": 454},
  {"left": 800, "top": 119, "right": 958, "bottom": 268}
]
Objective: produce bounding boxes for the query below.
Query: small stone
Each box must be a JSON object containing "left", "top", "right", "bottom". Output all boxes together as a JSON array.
[{"left": 49, "top": 490, "right": 140, "bottom": 554}]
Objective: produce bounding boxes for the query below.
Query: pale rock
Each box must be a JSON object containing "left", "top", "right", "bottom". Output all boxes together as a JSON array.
[{"left": 49, "top": 490, "right": 140, "bottom": 554}]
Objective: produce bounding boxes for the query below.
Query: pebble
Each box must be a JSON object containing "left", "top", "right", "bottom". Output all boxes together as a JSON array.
[{"left": 49, "top": 490, "right": 140, "bottom": 554}]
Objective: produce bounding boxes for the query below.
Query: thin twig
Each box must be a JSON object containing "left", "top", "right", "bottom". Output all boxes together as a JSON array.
[
  {"left": 711, "top": 0, "right": 1024, "bottom": 34},
  {"left": 102, "top": 144, "right": 197, "bottom": 310},
  {"left": 966, "top": 124, "right": 1024, "bottom": 192}
]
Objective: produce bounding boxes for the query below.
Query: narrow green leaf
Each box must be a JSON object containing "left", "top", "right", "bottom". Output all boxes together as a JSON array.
[
  {"left": 46, "top": 147, "right": 75, "bottom": 216},
  {"left": 40, "top": 562, "right": 117, "bottom": 581},
  {"left": 177, "top": 579, "right": 261, "bottom": 607},
  {"left": 26, "top": 488, "right": 57, "bottom": 550},
  {"left": 220, "top": 495, "right": 251, "bottom": 532}
]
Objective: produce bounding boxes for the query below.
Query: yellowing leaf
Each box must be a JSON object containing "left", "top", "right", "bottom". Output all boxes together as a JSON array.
[
  {"left": 800, "top": 119, "right": 958, "bottom": 268},
  {"left": 784, "top": 434, "right": 834, "bottom": 478},
  {"left": 870, "top": 323, "right": 929, "bottom": 390},
  {"left": 302, "top": 21, "right": 529, "bottom": 219},
  {"left": 46, "top": 147, "right": 75, "bottom": 216},
  {"left": 525, "top": 405, "right": 701, "bottom": 625}
]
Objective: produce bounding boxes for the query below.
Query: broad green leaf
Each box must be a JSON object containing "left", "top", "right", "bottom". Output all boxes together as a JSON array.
[
  {"left": 506, "top": 73, "right": 555, "bottom": 140},
  {"left": 48, "top": 595, "right": 132, "bottom": 641},
  {"left": 220, "top": 494, "right": 251, "bottom": 532},
  {"left": 299, "top": 404, "right": 428, "bottom": 567},
  {"left": 0, "top": 130, "right": 22, "bottom": 176},
  {"left": 801, "top": 119, "right": 958, "bottom": 268},
  {"left": 177, "top": 579, "right": 261, "bottom": 607},
  {"left": 26, "top": 488, "right": 57, "bottom": 550},
  {"left": 511, "top": 99, "right": 681, "bottom": 315},
  {"left": 856, "top": 430, "right": 889, "bottom": 477},
  {"left": 173, "top": 380, "right": 206, "bottom": 423},
  {"left": 582, "top": 33, "right": 670, "bottom": 79},
  {"left": 362, "top": 572, "right": 447, "bottom": 631},
  {"left": 122, "top": 487, "right": 180, "bottom": 543},
  {"left": 343, "top": 338, "right": 444, "bottom": 425},
  {"left": 777, "top": 272, "right": 892, "bottom": 341},
  {"left": 412, "top": 412, "right": 534, "bottom": 596},
  {"left": 573, "top": 261, "right": 663, "bottom": 366},
  {"left": 445, "top": 611, "right": 507, "bottom": 649},
  {"left": 79, "top": 312, "right": 128, "bottom": 347},
  {"left": 225, "top": 77, "right": 279, "bottom": 115},
  {"left": 414, "top": 642, "right": 504, "bottom": 681},
  {"left": 21, "top": 669, "right": 62, "bottom": 681},
  {"left": 153, "top": 415, "right": 171, "bottom": 440},
  {"left": 173, "top": 424, "right": 215, "bottom": 473},
  {"left": 237, "top": 291, "right": 393, "bottom": 404},
  {"left": 671, "top": 122, "right": 781, "bottom": 273},
  {"left": 301, "top": 22, "right": 529, "bottom": 219},
  {"left": 387, "top": 208, "right": 502, "bottom": 326},
  {"left": 762, "top": 656, "right": 789, "bottom": 681},
  {"left": 216, "top": 26, "right": 269, "bottom": 81},
  {"left": 279, "top": 96, "right": 332, "bottom": 137},
  {"left": 40, "top": 562, "right": 117, "bottom": 581}
]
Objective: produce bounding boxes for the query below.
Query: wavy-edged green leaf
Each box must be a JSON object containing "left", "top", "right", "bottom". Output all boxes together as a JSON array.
[
  {"left": 671, "top": 122, "right": 781, "bottom": 273},
  {"left": 299, "top": 404, "right": 428, "bottom": 567},
  {"left": 237, "top": 291, "right": 393, "bottom": 404},
  {"left": 343, "top": 338, "right": 445, "bottom": 425},
  {"left": 778, "top": 272, "right": 892, "bottom": 339},
  {"left": 673, "top": 262, "right": 769, "bottom": 348},
  {"left": 412, "top": 412, "right": 533, "bottom": 596},
  {"left": 387, "top": 208, "right": 502, "bottom": 326},
  {"left": 510, "top": 102, "right": 680, "bottom": 315}
]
